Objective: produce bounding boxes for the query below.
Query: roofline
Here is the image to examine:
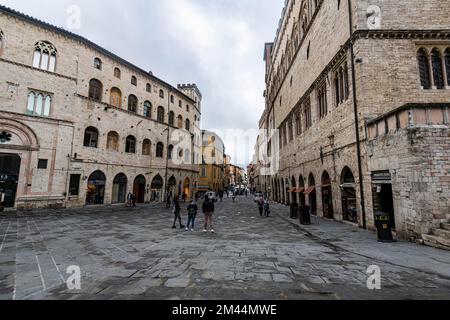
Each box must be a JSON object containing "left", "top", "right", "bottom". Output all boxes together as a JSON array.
[{"left": 0, "top": 5, "right": 199, "bottom": 106}]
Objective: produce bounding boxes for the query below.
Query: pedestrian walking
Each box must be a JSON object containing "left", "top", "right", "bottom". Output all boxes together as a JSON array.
[
  {"left": 172, "top": 197, "right": 185, "bottom": 229},
  {"left": 166, "top": 192, "right": 172, "bottom": 209},
  {"left": 258, "top": 196, "right": 264, "bottom": 217},
  {"left": 202, "top": 196, "right": 215, "bottom": 233},
  {"left": 132, "top": 193, "right": 137, "bottom": 207},
  {"left": 127, "top": 192, "right": 133, "bottom": 207},
  {"left": 186, "top": 200, "right": 198, "bottom": 231}
]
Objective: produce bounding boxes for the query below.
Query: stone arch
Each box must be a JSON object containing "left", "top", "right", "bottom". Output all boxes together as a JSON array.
[
  {"left": 0, "top": 118, "right": 39, "bottom": 150},
  {"left": 321, "top": 171, "right": 334, "bottom": 219},
  {"left": 86, "top": 170, "right": 106, "bottom": 205},
  {"left": 341, "top": 166, "right": 357, "bottom": 223},
  {"left": 112, "top": 173, "right": 127, "bottom": 204}
]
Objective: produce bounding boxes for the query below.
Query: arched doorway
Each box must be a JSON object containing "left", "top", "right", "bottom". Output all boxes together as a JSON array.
[
  {"left": 298, "top": 175, "right": 306, "bottom": 206},
  {"left": 112, "top": 173, "right": 127, "bottom": 204},
  {"left": 183, "top": 178, "right": 191, "bottom": 199},
  {"left": 0, "top": 154, "right": 21, "bottom": 208},
  {"left": 167, "top": 176, "right": 177, "bottom": 197},
  {"left": 150, "top": 175, "right": 164, "bottom": 202},
  {"left": 321, "top": 171, "right": 334, "bottom": 219},
  {"left": 86, "top": 170, "right": 106, "bottom": 205},
  {"left": 133, "top": 175, "right": 146, "bottom": 204},
  {"left": 291, "top": 176, "right": 297, "bottom": 204},
  {"left": 341, "top": 167, "right": 357, "bottom": 223},
  {"left": 306, "top": 173, "right": 317, "bottom": 215}
]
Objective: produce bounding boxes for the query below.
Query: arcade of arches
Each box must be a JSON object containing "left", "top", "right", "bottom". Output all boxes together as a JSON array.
[{"left": 271, "top": 167, "right": 360, "bottom": 223}]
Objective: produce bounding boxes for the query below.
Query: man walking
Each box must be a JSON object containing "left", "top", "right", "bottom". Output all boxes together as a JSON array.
[
  {"left": 172, "top": 197, "right": 185, "bottom": 229},
  {"left": 202, "top": 196, "right": 215, "bottom": 233}
]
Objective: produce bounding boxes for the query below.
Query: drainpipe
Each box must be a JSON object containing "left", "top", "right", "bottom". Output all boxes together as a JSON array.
[
  {"left": 164, "top": 88, "right": 171, "bottom": 203},
  {"left": 348, "top": 0, "right": 367, "bottom": 230}
]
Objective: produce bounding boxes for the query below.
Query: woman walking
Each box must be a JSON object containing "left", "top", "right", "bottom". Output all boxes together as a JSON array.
[{"left": 202, "top": 196, "right": 215, "bottom": 233}]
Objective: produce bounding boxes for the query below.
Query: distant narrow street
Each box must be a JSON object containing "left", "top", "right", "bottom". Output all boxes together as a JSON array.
[{"left": 1, "top": 197, "right": 449, "bottom": 300}]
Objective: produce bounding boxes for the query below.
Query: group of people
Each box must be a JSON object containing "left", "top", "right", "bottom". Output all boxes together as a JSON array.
[
  {"left": 257, "top": 196, "right": 271, "bottom": 217},
  {"left": 171, "top": 195, "right": 216, "bottom": 233},
  {"left": 127, "top": 192, "right": 137, "bottom": 207}
]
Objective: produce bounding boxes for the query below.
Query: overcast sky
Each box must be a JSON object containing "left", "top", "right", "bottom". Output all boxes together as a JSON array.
[{"left": 2, "top": 0, "right": 282, "bottom": 167}]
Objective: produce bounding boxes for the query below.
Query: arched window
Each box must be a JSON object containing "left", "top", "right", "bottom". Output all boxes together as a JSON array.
[
  {"left": 431, "top": 48, "right": 444, "bottom": 89},
  {"left": 157, "top": 106, "right": 165, "bottom": 123},
  {"left": 125, "top": 135, "right": 136, "bottom": 153},
  {"left": 110, "top": 87, "right": 122, "bottom": 108},
  {"left": 156, "top": 142, "right": 164, "bottom": 158},
  {"left": 131, "top": 76, "right": 137, "bottom": 86},
  {"left": 84, "top": 127, "right": 99, "bottom": 148},
  {"left": 159, "top": 89, "right": 164, "bottom": 99},
  {"left": 142, "top": 139, "right": 151, "bottom": 156},
  {"left": 169, "top": 111, "right": 175, "bottom": 126},
  {"left": 177, "top": 115, "right": 183, "bottom": 128},
  {"left": 146, "top": 83, "right": 152, "bottom": 93},
  {"left": 178, "top": 148, "right": 184, "bottom": 158},
  {"left": 33, "top": 41, "right": 57, "bottom": 72},
  {"left": 106, "top": 131, "right": 119, "bottom": 151},
  {"left": 417, "top": 48, "right": 431, "bottom": 89},
  {"left": 128, "top": 94, "right": 138, "bottom": 113},
  {"left": 88, "top": 79, "right": 103, "bottom": 101},
  {"left": 94, "top": 58, "right": 102, "bottom": 70},
  {"left": 445, "top": 48, "right": 450, "bottom": 87},
  {"left": 27, "top": 91, "right": 51, "bottom": 117},
  {"left": 144, "top": 101, "right": 152, "bottom": 118},
  {"left": 185, "top": 119, "right": 191, "bottom": 131},
  {"left": 168, "top": 145, "right": 174, "bottom": 160},
  {"left": 114, "top": 67, "right": 121, "bottom": 79}
]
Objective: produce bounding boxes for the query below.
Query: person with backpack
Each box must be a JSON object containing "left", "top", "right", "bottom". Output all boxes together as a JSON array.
[
  {"left": 202, "top": 196, "right": 215, "bottom": 233},
  {"left": 172, "top": 196, "right": 185, "bottom": 229},
  {"left": 186, "top": 200, "right": 198, "bottom": 231}
]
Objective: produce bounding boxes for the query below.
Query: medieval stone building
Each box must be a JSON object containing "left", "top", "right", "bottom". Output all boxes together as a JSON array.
[
  {"left": 257, "top": 0, "right": 450, "bottom": 248},
  {"left": 0, "top": 5, "right": 202, "bottom": 209}
]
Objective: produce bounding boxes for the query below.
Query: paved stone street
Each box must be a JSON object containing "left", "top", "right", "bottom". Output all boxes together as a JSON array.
[{"left": 1, "top": 197, "right": 450, "bottom": 300}]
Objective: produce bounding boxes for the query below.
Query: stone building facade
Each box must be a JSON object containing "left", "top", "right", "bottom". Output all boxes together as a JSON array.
[
  {"left": 258, "top": 0, "right": 450, "bottom": 247},
  {"left": 197, "top": 130, "right": 226, "bottom": 195},
  {"left": 0, "top": 5, "right": 202, "bottom": 209}
]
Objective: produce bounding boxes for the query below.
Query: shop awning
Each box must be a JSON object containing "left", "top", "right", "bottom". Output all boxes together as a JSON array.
[
  {"left": 304, "top": 186, "right": 316, "bottom": 195},
  {"left": 295, "top": 187, "right": 305, "bottom": 194},
  {"left": 288, "top": 187, "right": 296, "bottom": 193}
]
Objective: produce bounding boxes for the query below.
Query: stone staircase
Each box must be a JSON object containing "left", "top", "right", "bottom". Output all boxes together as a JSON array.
[{"left": 422, "top": 222, "right": 450, "bottom": 250}]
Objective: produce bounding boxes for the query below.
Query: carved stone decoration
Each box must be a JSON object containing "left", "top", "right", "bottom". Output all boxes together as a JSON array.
[
  {"left": 0, "top": 131, "right": 12, "bottom": 144},
  {"left": 367, "top": 5, "right": 382, "bottom": 30}
]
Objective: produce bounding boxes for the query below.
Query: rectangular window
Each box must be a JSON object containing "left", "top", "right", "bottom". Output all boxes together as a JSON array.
[
  {"left": 69, "top": 174, "right": 81, "bottom": 196},
  {"left": 37, "top": 159, "right": 48, "bottom": 169}
]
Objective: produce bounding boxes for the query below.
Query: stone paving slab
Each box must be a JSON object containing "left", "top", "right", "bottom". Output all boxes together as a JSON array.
[{"left": 0, "top": 197, "right": 449, "bottom": 300}]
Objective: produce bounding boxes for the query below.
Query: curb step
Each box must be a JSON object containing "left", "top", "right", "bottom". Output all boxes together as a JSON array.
[{"left": 422, "top": 234, "right": 450, "bottom": 250}]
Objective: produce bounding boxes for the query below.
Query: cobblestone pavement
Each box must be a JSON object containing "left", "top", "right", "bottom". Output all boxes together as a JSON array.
[{"left": 1, "top": 197, "right": 450, "bottom": 300}]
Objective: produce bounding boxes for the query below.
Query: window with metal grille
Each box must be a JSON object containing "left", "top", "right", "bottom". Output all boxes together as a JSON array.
[
  {"left": 417, "top": 48, "right": 431, "bottom": 89},
  {"left": 37, "top": 159, "right": 48, "bottom": 169}
]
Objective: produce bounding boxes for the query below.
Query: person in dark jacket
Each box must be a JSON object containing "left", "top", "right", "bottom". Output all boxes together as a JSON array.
[
  {"left": 186, "top": 200, "right": 198, "bottom": 231},
  {"left": 202, "top": 196, "right": 215, "bottom": 233},
  {"left": 172, "top": 197, "right": 185, "bottom": 229}
]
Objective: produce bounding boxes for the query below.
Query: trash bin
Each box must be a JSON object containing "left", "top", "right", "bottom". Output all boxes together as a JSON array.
[
  {"left": 290, "top": 204, "right": 299, "bottom": 219},
  {"left": 299, "top": 205, "right": 311, "bottom": 225},
  {"left": 374, "top": 211, "right": 394, "bottom": 242}
]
